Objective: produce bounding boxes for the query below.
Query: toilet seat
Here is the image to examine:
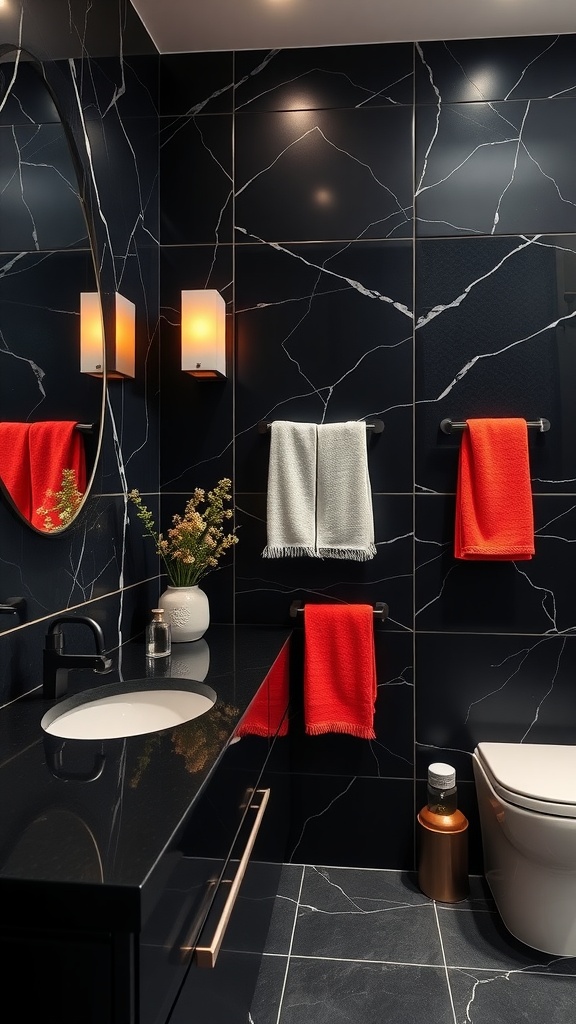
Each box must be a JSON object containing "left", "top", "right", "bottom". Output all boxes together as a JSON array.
[{"left": 475, "top": 742, "right": 576, "bottom": 818}]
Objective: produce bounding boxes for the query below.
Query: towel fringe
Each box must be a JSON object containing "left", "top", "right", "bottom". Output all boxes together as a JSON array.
[
  {"left": 262, "top": 545, "right": 318, "bottom": 558},
  {"left": 316, "top": 545, "right": 376, "bottom": 561},
  {"left": 305, "top": 721, "right": 376, "bottom": 740}
]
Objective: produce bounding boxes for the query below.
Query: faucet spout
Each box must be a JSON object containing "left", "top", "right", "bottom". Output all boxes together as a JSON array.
[{"left": 43, "top": 615, "right": 113, "bottom": 700}]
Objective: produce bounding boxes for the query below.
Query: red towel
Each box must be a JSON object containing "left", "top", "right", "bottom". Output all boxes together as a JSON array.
[
  {"left": 303, "top": 604, "right": 377, "bottom": 739},
  {"left": 0, "top": 422, "right": 32, "bottom": 520},
  {"left": 29, "top": 421, "right": 86, "bottom": 531},
  {"left": 455, "top": 418, "right": 535, "bottom": 561},
  {"left": 235, "top": 640, "right": 290, "bottom": 738}
]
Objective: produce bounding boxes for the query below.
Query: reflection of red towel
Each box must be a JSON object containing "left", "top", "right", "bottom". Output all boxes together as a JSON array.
[
  {"left": 303, "top": 604, "right": 377, "bottom": 739},
  {"left": 455, "top": 418, "right": 535, "bottom": 560},
  {"left": 29, "top": 421, "right": 86, "bottom": 530},
  {"left": 0, "top": 422, "right": 32, "bottom": 520},
  {"left": 235, "top": 639, "right": 290, "bottom": 738}
]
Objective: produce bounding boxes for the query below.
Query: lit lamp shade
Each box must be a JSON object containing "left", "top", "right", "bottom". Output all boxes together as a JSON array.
[
  {"left": 80, "top": 292, "right": 135, "bottom": 379},
  {"left": 181, "top": 290, "right": 226, "bottom": 379}
]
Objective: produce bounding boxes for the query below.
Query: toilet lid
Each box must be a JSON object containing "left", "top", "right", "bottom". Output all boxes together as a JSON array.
[{"left": 476, "top": 742, "right": 576, "bottom": 817}]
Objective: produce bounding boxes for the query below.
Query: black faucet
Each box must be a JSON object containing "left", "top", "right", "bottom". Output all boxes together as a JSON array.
[{"left": 43, "top": 615, "right": 112, "bottom": 700}]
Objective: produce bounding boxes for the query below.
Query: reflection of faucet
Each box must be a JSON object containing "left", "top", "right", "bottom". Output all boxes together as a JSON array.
[
  {"left": 0, "top": 596, "right": 26, "bottom": 630},
  {"left": 43, "top": 616, "right": 112, "bottom": 700}
]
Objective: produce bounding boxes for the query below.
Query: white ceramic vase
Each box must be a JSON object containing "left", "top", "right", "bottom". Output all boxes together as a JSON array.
[{"left": 159, "top": 585, "right": 210, "bottom": 642}]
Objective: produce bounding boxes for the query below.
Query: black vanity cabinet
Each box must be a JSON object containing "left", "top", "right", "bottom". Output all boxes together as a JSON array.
[
  {"left": 0, "top": 627, "right": 291, "bottom": 1024},
  {"left": 141, "top": 642, "right": 291, "bottom": 1024}
]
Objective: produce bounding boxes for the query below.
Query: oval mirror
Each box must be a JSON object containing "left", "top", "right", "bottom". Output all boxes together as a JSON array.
[{"left": 0, "top": 44, "right": 106, "bottom": 533}]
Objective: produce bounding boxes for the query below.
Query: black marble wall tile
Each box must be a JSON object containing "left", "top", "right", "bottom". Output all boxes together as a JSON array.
[
  {"left": 416, "top": 98, "right": 576, "bottom": 237},
  {"left": 234, "top": 43, "right": 414, "bottom": 112},
  {"left": 0, "top": 124, "right": 89, "bottom": 250},
  {"left": 234, "top": 494, "right": 413, "bottom": 629},
  {"left": 72, "top": 56, "right": 159, "bottom": 122},
  {"left": 286, "top": 775, "right": 414, "bottom": 868},
  {"left": 416, "top": 35, "right": 576, "bottom": 104},
  {"left": 416, "top": 495, "right": 576, "bottom": 635},
  {"left": 0, "top": 0, "right": 155, "bottom": 63},
  {"left": 235, "top": 107, "right": 413, "bottom": 242},
  {"left": 415, "top": 235, "right": 570, "bottom": 495},
  {"left": 86, "top": 113, "right": 159, "bottom": 253},
  {"left": 0, "top": 250, "right": 100, "bottom": 421},
  {"left": 415, "top": 632, "right": 576, "bottom": 784},
  {"left": 234, "top": 239, "right": 413, "bottom": 495},
  {"left": 159, "top": 52, "right": 234, "bottom": 115},
  {"left": 160, "top": 114, "right": 233, "bottom": 245},
  {"left": 0, "top": 60, "right": 60, "bottom": 125}
]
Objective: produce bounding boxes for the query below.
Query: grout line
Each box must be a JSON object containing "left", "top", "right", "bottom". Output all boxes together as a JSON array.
[
  {"left": 433, "top": 900, "right": 458, "bottom": 1024},
  {"left": 242, "top": 949, "right": 576, "bottom": 977},
  {"left": 273, "top": 863, "right": 306, "bottom": 1024}
]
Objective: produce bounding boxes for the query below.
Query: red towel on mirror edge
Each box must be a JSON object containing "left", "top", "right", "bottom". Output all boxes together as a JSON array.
[
  {"left": 0, "top": 422, "right": 33, "bottom": 520},
  {"left": 235, "top": 640, "right": 290, "bottom": 738},
  {"left": 455, "top": 418, "right": 535, "bottom": 561},
  {"left": 303, "top": 604, "right": 377, "bottom": 739},
  {"left": 28, "top": 421, "right": 86, "bottom": 531}
]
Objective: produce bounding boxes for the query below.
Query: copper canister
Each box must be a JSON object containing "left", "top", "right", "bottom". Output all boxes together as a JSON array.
[{"left": 417, "top": 805, "right": 469, "bottom": 903}]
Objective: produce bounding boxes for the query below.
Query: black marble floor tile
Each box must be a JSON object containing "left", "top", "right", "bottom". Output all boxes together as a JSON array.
[
  {"left": 437, "top": 902, "right": 576, "bottom": 974},
  {"left": 291, "top": 865, "right": 443, "bottom": 964},
  {"left": 448, "top": 964, "right": 576, "bottom": 1024},
  {"left": 276, "top": 958, "right": 454, "bottom": 1024},
  {"left": 224, "top": 862, "right": 304, "bottom": 956},
  {"left": 250, "top": 954, "right": 290, "bottom": 1024}
]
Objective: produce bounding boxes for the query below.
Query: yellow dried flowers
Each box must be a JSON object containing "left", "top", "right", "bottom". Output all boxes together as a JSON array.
[{"left": 128, "top": 477, "right": 238, "bottom": 587}]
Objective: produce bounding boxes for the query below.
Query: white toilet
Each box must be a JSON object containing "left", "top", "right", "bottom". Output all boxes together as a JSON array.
[{"left": 473, "top": 741, "right": 576, "bottom": 955}]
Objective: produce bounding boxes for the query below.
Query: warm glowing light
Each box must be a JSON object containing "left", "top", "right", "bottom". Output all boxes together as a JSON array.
[
  {"left": 314, "top": 187, "right": 335, "bottom": 207},
  {"left": 80, "top": 292, "right": 135, "bottom": 379},
  {"left": 181, "top": 290, "right": 226, "bottom": 379}
]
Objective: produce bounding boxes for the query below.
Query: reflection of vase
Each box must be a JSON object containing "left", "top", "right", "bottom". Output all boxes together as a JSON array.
[
  {"left": 170, "top": 639, "right": 210, "bottom": 681},
  {"left": 159, "top": 585, "right": 210, "bottom": 642}
]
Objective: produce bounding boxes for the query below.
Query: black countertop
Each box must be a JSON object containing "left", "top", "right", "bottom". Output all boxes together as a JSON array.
[{"left": 0, "top": 624, "right": 290, "bottom": 931}]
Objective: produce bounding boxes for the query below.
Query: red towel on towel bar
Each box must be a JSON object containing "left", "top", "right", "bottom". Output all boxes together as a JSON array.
[
  {"left": 0, "top": 422, "right": 33, "bottom": 520},
  {"left": 454, "top": 418, "right": 535, "bottom": 560},
  {"left": 303, "top": 604, "right": 377, "bottom": 739},
  {"left": 29, "top": 421, "right": 86, "bottom": 531},
  {"left": 235, "top": 640, "right": 290, "bottom": 738}
]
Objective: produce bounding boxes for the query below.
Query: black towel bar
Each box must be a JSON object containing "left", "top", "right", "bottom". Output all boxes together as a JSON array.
[
  {"left": 289, "top": 600, "right": 388, "bottom": 621},
  {"left": 258, "top": 419, "right": 384, "bottom": 434},
  {"left": 440, "top": 417, "right": 550, "bottom": 434}
]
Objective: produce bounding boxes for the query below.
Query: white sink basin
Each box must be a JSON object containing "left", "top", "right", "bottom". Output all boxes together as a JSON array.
[{"left": 41, "top": 679, "right": 217, "bottom": 740}]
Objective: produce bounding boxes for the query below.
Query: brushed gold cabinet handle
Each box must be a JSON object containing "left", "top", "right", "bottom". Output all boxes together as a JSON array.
[{"left": 193, "top": 787, "right": 270, "bottom": 969}]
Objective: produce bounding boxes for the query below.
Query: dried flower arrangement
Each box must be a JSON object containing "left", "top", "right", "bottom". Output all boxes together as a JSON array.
[{"left": 128, "top": 477, "right": 238, "bottom": 587}]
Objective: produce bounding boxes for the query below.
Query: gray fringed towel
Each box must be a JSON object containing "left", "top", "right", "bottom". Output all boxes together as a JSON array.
[
  {"left": 262, "top": 421, "right": 318, "bottom": 558},
  {"left": 316, "top": 421, "right": 376, "bottom": 561},
  {"left": 262, "top": 420, "right": 376, "bottom": 561}
]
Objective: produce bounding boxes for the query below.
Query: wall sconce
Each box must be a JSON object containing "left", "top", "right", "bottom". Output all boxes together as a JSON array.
[
  {"left": 181, "top": 289, "right": 226, "bottom": 379},
  {"left": 80, "top": 292, "right": 136, "bottom": 379}
]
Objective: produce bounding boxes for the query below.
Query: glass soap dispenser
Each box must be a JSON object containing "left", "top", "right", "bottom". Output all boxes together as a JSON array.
[
  {"left": 417, "top": 762, "right": 469, "bottom": 902},
  {"left": 146, "top": 607, "right": 171, "bottom": 659}
]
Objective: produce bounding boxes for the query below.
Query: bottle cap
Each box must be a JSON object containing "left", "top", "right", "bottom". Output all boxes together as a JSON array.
[
  {"left": 428, "top": 762, "right": 456, "bottom": 790},
  {"left": 151, "top": 608, "right": 165, "bottom": 618}
]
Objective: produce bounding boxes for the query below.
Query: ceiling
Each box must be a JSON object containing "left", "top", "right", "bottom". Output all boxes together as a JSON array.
[{"left": 129, "top": 0, "right": 576, "bottom": 54}]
